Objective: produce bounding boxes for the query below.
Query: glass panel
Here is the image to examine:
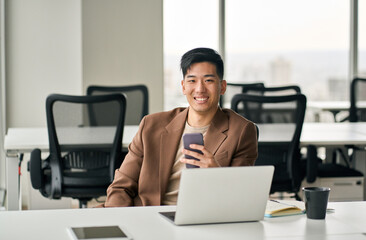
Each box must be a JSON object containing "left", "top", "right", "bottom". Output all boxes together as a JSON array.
[
  {"left": 359, "top": 0, "right": 366, "bottom": 77},
  {"left": 226, "top": 0, "right": 349, "bottom": 121},
  {"left": 164, "top": 0, "right": 219, "bottom": 110},
  {"left": 358, "top": 0, "right": 366, "bottom": 107}
]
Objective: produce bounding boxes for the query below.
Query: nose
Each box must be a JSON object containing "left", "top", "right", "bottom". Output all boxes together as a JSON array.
[{"left": 196, "top": 80, "right": 206, "bottom": 92}]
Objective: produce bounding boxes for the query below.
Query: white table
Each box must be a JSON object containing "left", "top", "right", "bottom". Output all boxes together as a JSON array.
[
  {"left": 258, "top": 122, "right": 366, "bottom": 173},
  {"left": 4, "top": 125, "right": 139, "bottom": 211},
  {"left": 1, "top": 202, "right": 366, "bottom": 240},
  {"left": 307, "top": 101, "right": 366, "bottom": 122},
  {"left": 5, "top": 122, "right": 366, "bottom": 211},
  {"left": 258, "top": 122, "right": 366, "bottom": 146}
]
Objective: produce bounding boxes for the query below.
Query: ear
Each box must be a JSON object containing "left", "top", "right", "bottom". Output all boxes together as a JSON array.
[
  {"left": 181, "top": 80, "right": 186, "bottom": 95},
  {"left": 220, "top": 80, "right": 227, "bottom": 95}
]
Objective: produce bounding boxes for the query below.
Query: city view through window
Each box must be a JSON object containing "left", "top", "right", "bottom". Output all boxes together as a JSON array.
[{"left": 164, "top": 0, "right": 366, "bottom": 121}]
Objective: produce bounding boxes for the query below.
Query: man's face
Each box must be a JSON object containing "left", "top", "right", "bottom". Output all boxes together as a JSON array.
[{"left": 181, "top": 62, "right": 226, "bottom": 116}]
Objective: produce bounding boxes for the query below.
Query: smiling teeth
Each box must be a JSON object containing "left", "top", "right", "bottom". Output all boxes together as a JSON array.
[{"left": 196, "top": 98, "right": 207, "bottom": 101}]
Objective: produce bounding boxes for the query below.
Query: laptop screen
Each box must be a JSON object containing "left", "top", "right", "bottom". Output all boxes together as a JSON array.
[{"left": 160, "top": 166, "right": 274, "bottom": 225}]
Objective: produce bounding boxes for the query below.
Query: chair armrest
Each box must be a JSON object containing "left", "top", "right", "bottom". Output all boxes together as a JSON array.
[
  {"left": 28, "top": 148, "right": 43, "bottom": 189},
  {"left": 306, "top": 145, "right": 319, "bottom": 183}
]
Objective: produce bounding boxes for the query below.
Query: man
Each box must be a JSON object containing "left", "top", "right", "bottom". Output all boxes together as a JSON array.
[{"left": 102, "top": 48, "right": 257, "bottom": 207}]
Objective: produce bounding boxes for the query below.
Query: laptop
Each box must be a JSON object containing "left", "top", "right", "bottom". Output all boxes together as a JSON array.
[{"left": 159, "top": 165, "right": 274, "bottom": 225}]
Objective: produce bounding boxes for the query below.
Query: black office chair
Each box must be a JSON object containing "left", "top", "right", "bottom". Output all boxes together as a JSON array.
[
  {"left": 28, "top": 93, "right": 126, "bottom": 208},
  {"left": 243, "top": 85, "right": 301, "bottom": 95},
  {"left": 231, "top": 93, "right": 307, "bottom": 199},
  {"left": 220, "top": 82, "right": 265, "bottom": 107},
  {"left": 306, "top": 145, "right": 363, "bottom": 184},
  {"left": 337, "top": 78, "right": 366, "bottom": 165},
  {"left": 87, "top": 85, "right": 148, "bottom": 125},
  {"left": 241, "top": 85, "right": 302, "bottom": 124},
  {"left": 349, "top": 77, "right": 366, "bottom": 122}
]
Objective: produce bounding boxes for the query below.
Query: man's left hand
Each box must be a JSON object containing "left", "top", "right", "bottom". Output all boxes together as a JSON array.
[{"left": 180, "top": 144, "right": 220, "bottom": 168}]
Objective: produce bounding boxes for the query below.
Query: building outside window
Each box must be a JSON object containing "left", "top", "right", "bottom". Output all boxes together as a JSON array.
[
  {"left": 164, "top": 0, "right": 363, "bottom": 121},
  {"left": 163, "top": 0, "right": 218, "bottom": 110}
]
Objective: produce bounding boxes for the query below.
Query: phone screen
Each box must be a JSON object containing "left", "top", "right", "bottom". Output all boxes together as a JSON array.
[
  {"left": 69, "top": 226, "right": 129, "bottom": 239},
  {"left": 182, "top": 133, "right": 204, "bottom": 168}
]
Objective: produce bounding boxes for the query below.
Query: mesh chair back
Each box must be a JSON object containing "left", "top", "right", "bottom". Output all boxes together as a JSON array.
[
  {"left": 350, "top": 78, "right": 366, "bottom": 122},
  {"left": 241, "top": 85, "right": 301, "bottom": 123},
  {"left": 243, "top": 85, "right": 301, "bottom": 96},
  {"left": 231, "top": 93, "right": 307, "bottom": 195},
  {"left": 87, "top": 85, "right": 148, "bottom": 125},
  {"left": 45, "top": 93, "right": 126, "bottom": 199},
  {"left": 220, "top": 82, "right": 264, "bottom": 107}
]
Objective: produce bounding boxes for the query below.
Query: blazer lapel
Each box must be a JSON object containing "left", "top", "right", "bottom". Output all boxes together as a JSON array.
[
  {"left": 204, "top": 108, "right": 229, "bottom": 155},
  {"left": 159, "top": 108, "right": 188, "bottom": 202}
]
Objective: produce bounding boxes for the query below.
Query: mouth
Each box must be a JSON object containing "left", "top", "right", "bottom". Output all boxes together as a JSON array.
[{"left": 194, "top": 97, "right": 208, "bottom": 103}]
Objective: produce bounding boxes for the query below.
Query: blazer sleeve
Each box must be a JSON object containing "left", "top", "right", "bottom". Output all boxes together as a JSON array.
[
  {"left": 103, "top": 118, "right": 146, "bottom": 207},
  {"left": 230, "top": 121, "right": 258, "bottom": 166}
]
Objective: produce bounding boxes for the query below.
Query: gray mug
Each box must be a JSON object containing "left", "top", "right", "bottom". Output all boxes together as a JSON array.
[{"left": 302, "top": 187, "right": 330, "bottom": 219}]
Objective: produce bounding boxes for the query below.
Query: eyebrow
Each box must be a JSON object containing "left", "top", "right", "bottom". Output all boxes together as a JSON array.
[{"left": 186, "top": 74, "right": 216, "bottom": 78}]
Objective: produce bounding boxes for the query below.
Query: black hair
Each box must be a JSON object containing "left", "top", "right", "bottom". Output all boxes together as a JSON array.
[{"left": 180, "top": 48, "right": 224, "bottom": 80}]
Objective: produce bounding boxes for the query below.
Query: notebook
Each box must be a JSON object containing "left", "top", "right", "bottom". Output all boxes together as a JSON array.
[{"left": 159, "top": 165, "right": 274, "bottom": 225}]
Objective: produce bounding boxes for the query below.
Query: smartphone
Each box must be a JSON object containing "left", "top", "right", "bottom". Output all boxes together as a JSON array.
[
  {"left": 182, "top": 133, "right": 204, "bottom": 168},
  {"left": 67, "top": 225, "right": 132, "bottom": 240}
]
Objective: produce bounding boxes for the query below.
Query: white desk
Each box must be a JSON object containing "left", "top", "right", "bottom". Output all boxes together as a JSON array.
[
  {"left": 1, "top": 202, "right": 366, "bottom": 240},
  {"left": 4, "top": 125, "right": 139, "bottom": 211},
  {"left": 5, "top": 122, "right": 366, "bottom": 211},
  {"left": 307, "top": 101, "right": 366, "bottom": 122},
  {"left": 258, "top": 122, "right": 366, "bottom": 172},
  {"left": 301, "top": 122, "right": 366, "bottom": 146},
  {"left": 258, "top": 122, "right": 366, "bottom": 146}
]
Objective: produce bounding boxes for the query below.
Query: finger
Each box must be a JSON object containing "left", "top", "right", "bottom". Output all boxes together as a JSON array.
[
  {"left": 189, "top": 144, "right": 211, "bottom": 156},
  {"left": 182, "top": 149, "right": 204, "bottom": 160},
  {"left": 189, "top": 144, "right": 204, "bottom": 151},
  {"left": 180, "top": 158, "right": 201, "bottom": 167}
]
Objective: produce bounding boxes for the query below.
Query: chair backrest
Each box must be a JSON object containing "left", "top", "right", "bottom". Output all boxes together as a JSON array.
[
  {"left": 239, "top": 85, "right": 301, "bottom": 124},
  {"left": 87, "top": 85, "right": 148, "bottom": 125},
  {"left": 220, "top": 82, "right": 265, "bottom": 107},
  {"left": 45, "top": 93, "right": 126, "bottom": 199},
  {"left": 231, "top": 93, "right": 307, "bottom": 196},
  {"left": 243, "top": 85, "right": 301, "bottom": 96},
  {"left": 350, "top": 77, "right": 366, "bottom": 122}
]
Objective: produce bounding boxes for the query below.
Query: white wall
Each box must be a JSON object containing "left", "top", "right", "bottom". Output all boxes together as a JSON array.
[
  {"left": 82, "top": 0, "right": 164, "bottom": 114},
  {"left": 4, "top": 0, "right": 82, "bottom": 208},
  {"left": 3, "top": 0, "right": 164, "bottom": 209},
  {"left": 5, "top": 0, "right": 83, "bottom": 128}
]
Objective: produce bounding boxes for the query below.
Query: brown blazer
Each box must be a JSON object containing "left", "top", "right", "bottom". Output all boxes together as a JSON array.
[{"left": 103, "top": 107, "right": 258, "bottom": 207}]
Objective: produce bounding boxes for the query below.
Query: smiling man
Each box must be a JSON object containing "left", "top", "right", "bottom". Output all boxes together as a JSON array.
[{"left": 101, "top": 48, "right": 258, "bottom": 207}]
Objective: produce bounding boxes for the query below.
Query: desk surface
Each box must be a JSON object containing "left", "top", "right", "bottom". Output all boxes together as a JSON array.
[
  {"left": 301, "top": 122, "right": 366, "bottom": 146},
  {"left": 1, "top": 202, "right": 366, "bottom": 240},
  {"left": 4, "top": 125, "right": 139, "bottom": 152},
  {"left": 6, "top": 122, "right": 366, "bottom": 151},
  {"left": 307, "top": 101, "right": 366, "bottom": 111},
  {"left": 4, "top": 122, "right": 366, "bottom": 211},
  {"left": 3, "top": 125, "right": 139, "bottom": 211},
  {"left": 257, "top": 122, "right": 366, "bottom": 146},
  {"left": 307, "top": 101, "right": 366, "bottom": 122}
]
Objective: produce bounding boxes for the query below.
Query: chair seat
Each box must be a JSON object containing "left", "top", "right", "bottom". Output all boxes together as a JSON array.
[
  {"left": 270, "top": 180, "right": 292, "bottom": 193},
  {"left": 318, "top": 163, "right": 364, "bottom": 178},
  {"left": 63, "top": 170, "right": 111, "bottom": 186},
  {"left": 62, "top": 187, "right": 107, "bottom": 199}
]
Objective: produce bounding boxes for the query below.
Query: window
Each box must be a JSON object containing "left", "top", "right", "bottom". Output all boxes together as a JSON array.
[
  {"left": 359, "top": 0, "right": 366, "bottom": 77},
  {"left": 225, "top": 0, "right": 349, "bottom": 106},
  {"left": 164, "top": 0, "right": 219, "bottom": 110},
  {"left": 0, "top": 0, "right": 5, "bottom": 190},
  {"left": 164, "top": 0, "right": 361, "bottom": 121}
]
